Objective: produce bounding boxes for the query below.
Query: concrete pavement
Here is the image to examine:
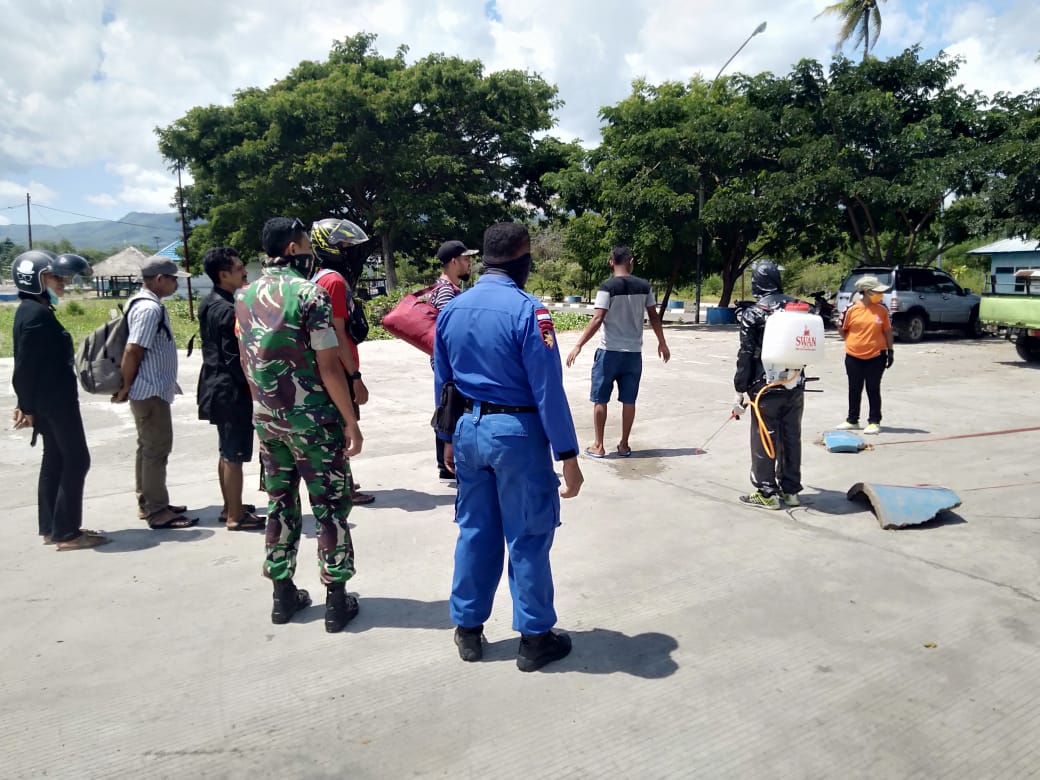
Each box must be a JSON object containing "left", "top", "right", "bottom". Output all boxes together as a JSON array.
[{"left": 1, "top": 325, "right": 1038, "bottom": 779}]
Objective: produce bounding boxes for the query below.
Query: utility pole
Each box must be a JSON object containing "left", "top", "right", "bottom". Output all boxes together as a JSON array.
[
  {"left": 694, "top": 21, "right": 767, "bottom": 323},
  {"left": 176, "top": 166, "right": 195, "bottom": 321},
  {"left": 26, "top": 193, "right": 32, "bottom": 249}
]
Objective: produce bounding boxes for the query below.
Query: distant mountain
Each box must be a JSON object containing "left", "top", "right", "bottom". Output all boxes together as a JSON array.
[{"left": 0, "top": 212, "right": 182, "bottom": 252}]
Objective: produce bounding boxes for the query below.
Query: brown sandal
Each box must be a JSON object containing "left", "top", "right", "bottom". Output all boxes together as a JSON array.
[
  {"left": 219, "top": 504, "right": 257, "bottom": 523},
  {"left": 55, "top": 532, "right": 112, "bottom": 551}
]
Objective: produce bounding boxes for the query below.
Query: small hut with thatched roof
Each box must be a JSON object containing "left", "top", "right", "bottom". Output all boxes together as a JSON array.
[{"left": 92, "top": 246, "right": 149, "bottom": 297}]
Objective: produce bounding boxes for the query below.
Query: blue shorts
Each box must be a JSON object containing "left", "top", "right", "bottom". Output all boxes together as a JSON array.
[
  {"left": 590, "top": 348, "right": 642, "bottom": 404},
  {"left": 217, "top": 419, "right": 254, "bottom": 464}
]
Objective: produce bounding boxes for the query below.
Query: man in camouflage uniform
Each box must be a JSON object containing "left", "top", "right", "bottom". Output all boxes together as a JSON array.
[{"left": 235, "top": 217, "right": 364, "bottom": 632}]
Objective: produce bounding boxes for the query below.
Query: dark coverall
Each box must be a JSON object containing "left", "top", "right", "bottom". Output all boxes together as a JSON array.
[
  {"left": 12, "top": 295, "right": 91, "bottom": 542},
  {"left": 734, "top": 271, "right": 805, "bottom": 499},
  {"left": 434, "top": 273, "right": 579, "bottom": 635}
]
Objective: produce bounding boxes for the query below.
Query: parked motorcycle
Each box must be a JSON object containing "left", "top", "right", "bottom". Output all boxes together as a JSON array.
[{"left": 810, "top": 291, "right": 839, "bottom": 329}]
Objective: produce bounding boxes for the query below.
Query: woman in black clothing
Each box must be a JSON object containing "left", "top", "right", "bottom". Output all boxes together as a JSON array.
[{"left": 11, "top": 250, "right": 110, "bottom": 550}]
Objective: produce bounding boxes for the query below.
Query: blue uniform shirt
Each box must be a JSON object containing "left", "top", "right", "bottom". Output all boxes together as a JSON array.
[{"left": 434, "top": 273, "right": 579, "bottom": 461}]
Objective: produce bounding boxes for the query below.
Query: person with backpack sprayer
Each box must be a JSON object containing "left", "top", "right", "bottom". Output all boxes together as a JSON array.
[
  {"left": 733, "top": 261, "right": 808, "bottom": 510},
  {"left": 11, "top": 250, "right": 111, "bottom": 550},
  {"left": 112, "top": 256, "right": 198, "bottom": 529}
]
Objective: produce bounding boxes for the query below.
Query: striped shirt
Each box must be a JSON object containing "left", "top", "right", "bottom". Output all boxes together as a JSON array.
[
  {"left": 594, "top": 275, "right": 656, "bottom": 352},
  {"left": 429, "top": 277, "right": 461, "bottom": 311},
  {"left": 126, "top": 289, "right": 178, "bottom": 403}
]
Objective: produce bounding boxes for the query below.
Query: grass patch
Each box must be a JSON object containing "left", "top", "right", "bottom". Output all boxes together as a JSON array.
[{"left": 0, "top": 296, "right": 201, "bottom": 359}]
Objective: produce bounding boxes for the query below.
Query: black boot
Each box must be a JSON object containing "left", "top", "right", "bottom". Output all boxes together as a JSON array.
[
  {"left": 517, "top": 630, "right": 572, "bottom": 672},
  {"left": 271, "top": 579, "right": 311, "bottom": 625},
  {"left": 454, "top": 625, "right": 485, "bottom": 662},
  {"left": 325, "top": 584, "right": 360, "bottom": 633}
]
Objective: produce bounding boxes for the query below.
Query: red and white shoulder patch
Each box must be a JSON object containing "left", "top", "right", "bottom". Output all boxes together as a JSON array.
[{"left": 535, "top": 308, "right": 556, "bottom": 349}]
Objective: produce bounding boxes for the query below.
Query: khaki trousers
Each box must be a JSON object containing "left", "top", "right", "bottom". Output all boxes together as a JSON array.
[{"left": 130, "top": 397, "right": 173, "bottom": 517}]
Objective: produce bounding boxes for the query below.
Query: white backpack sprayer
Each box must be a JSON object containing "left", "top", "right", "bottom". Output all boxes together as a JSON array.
[{"left": 750, "top": 302, "right": 825, "bottom": 457}]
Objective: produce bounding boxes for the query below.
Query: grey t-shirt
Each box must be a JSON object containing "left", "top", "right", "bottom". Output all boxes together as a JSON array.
[{"left": 594, "top": 275, "right": 656, "bottom": 352}]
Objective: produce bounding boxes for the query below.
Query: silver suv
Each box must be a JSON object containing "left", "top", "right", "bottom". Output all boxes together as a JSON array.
[{"left": 836, "top": 266, "right": 982, "bottom": 343}]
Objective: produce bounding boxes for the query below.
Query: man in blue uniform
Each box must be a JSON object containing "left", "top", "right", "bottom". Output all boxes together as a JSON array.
[{"left": 434, "top": 222, "right": 584, "bottom": 672}]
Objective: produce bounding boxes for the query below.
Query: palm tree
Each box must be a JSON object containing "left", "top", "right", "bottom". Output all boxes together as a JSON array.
[{"left": 816, "top": 0, "right": 886, "bottom": 61}]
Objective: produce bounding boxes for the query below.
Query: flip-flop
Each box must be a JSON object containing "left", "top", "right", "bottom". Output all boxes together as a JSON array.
[
  {"left": 55, "top": 533, "right": 112, "bottom": 551},
  {"left": 584, "top": 447, "right": 606, "bottom": 459},
  {"left": 138, "top": 504, "right": 188, "bottom": 520},
  {"left": 616, "top": 447, "right": 633, "bottom": 458},
  {"left": 147, "top": 512, "right": 199, "bottom": 530},
  {"left": 226, "top": 511, "right": 266, "bottom": 531},
  {"left": 219, "top": 504, "right": 257, "bottom": 523}
]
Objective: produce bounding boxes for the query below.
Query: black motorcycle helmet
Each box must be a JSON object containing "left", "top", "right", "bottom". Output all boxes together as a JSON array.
[
  {"left": 751, "top": 260, "right": 783, "bottom": 298},
  {"left": 12, "top": 249, "right": 58, "bottom": 295},
  {"left": 53, "top": 253, "right": 93, "bottom": 282},
  {"left": 311, "top": 218, "right": 369, "bottom": 287}
]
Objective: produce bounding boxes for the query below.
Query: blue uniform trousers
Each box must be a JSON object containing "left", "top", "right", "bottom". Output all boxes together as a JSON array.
[{"left": 450, "top": 403, "right": 561, "bottom": 635}]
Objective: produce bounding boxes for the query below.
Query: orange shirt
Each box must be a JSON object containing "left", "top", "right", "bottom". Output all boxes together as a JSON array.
[{"left": 842, "top": 301, "right": 891, "bottom": 359}]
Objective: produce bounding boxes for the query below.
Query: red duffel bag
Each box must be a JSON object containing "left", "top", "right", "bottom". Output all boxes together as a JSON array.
[{"left": 381, "top": 285, "right": 439, "bottom": 355}]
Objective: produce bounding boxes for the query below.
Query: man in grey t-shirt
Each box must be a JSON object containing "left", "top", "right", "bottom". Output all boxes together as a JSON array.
[{"left": 566, "top": 246, "right": 670, "bottom": 457}]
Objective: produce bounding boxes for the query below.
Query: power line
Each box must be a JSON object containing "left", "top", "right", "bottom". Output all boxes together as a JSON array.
[
  {"left": 1, "top": 203, "right": 26, "bottom": 210},
  {"left": 31, "top": 203, "right": 183, "bottom": 234}
]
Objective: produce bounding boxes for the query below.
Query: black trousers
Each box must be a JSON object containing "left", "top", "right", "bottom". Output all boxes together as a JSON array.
[
  {"left": 845, "top": 353, "right": 886, "bottom": 425},
  {"left": 749, "top": 387, "right": 804, "bottom": 497},
  {"left": 34, "top": 403, "right": 91, "bottom": 542}
]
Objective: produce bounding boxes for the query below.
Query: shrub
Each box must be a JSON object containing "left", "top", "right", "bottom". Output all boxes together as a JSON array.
[{"left": 64, "top": 300, "right": 85, "bottom": 316}]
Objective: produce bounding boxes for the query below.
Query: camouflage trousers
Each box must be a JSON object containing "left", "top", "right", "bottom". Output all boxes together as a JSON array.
[{"left": 258, "top": 423, "right": 355, "bottom": 585}]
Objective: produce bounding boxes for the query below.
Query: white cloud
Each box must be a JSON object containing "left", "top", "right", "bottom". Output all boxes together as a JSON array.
[
  {"left": 86, "top": 193, "right": 118, "bottom": 207},
  {"left": 0, "top": 179, "right": 57, "bottom": 204},
  {"left": 0, "top": 0, "right": 1035, "bottom": 218}
]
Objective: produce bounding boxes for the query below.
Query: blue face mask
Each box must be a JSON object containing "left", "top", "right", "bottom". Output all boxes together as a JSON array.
[{"left": 47, "top": 288, "right": 60, "bottom": 306}]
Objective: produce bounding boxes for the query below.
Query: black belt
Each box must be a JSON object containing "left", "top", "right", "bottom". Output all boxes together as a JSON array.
[{"left": 464, "top": 400, "right": 537, "bottom": 416}]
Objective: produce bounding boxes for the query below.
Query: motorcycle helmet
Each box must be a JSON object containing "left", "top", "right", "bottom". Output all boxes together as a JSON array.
[
  {"left": 311, "top": 218, "right": 369, "bottom": 287},
  {"left": 54, "top": 253, "right": 93, "bottom": 281},
  {"left": 12, "top": 249, "right": 58, "bottom": 295}
]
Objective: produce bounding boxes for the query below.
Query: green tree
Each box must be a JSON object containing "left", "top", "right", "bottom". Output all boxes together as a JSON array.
[
  {"left": 157, "top": 33, "right": 562, "bottom": 289},
  {"left": 816, "top": 0, "right": 886, "bottom": 61}
]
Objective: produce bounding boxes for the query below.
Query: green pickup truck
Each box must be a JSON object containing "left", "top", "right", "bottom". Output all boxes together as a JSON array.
[{"left": 979, "top": 270, "right": 1040, "bottom": 362}]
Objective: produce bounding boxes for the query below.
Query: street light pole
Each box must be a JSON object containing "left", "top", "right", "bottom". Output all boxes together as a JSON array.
[{"left": 695, "top": 21, "right": 766, "bottom": 323}]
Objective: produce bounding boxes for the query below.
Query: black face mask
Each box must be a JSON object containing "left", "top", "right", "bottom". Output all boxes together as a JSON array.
[
  {"left": 486, "top": 252, "right": 532, "bottom": 289},
  {"left": 284, "top": 253, "right": 315, "bottom": 279}
]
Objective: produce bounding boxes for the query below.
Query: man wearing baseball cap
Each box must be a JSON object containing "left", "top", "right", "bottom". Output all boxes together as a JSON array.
[
  {"left": 430, "top": 240, "right": 478, "bottom": 482},
  {"left": 113, "top": 256, "right": 197, "bottom": 529}
]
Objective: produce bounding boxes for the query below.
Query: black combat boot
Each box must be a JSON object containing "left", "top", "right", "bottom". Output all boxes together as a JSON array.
[
  {"left": 271, "top": 579, "right": 311, "bottom": 625},
  {"left": 325, "top": 584, "right": 360, "bottom": 633},
  {"left": 454, "top": 624, "right": 485, "bottom": 662},
  {"left": 516, "top": 630, "right": 572, "bottom": 672}
]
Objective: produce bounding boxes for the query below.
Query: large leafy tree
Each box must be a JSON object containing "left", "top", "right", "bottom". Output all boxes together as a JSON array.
[
  {"left": 763, "top": 48, "right": 990, "bottom": 267},
  {"left": 157, "top": 34, "right": 562, "bottom": 288},
  {"left": 816, "top": 0, "right": 886, "bottom": 62}
]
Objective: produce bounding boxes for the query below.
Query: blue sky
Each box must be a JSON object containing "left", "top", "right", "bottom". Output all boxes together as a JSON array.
[{"left": 1, "top": 0, "right": 1036, "bottom": 230}]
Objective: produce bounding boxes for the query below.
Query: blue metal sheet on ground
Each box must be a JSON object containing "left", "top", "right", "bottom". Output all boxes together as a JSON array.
[
  {"left": 824, "top": 431, "right": 867, "bottom": 453},
  {"left": 846, "top": 483, "right": 963, "bottom": 529}
]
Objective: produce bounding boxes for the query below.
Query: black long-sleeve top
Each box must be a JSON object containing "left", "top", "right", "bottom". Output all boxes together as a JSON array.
[{"left": 12, "top": 294, "right": 78, "bottom": 416}]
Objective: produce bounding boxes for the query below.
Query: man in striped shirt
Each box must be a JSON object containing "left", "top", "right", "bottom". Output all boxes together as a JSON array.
[
  {"left": 113, "top": 257, "right": 197, "bottom": 529},
  {"left": 430, "top": 240, "right": 476, "bottom": 481}
]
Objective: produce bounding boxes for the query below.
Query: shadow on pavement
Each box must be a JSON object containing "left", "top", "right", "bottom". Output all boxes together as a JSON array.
[
  {"left": 483, "top": 627, "right": 679, "bottom": 678},
  {"left": 349, "top": 489, "right": 456, "bottom": 512},
  {"left": 887, "top": 509, "right": 968, "bottom": 531},
  {"left": 622, "top": 447, "right": 705, "bottom": 459},
  {"left": 293, "top": 596, "right": 452, "bottom": 630},
  {"left": 874, "top": 427, "right": 930, "bottom": 435},
  {"left": 95, "top": 527, "right": 216, "bottom": 552},
  {"left": 797, "top": 487, "right": 867, "bottom": 516}
]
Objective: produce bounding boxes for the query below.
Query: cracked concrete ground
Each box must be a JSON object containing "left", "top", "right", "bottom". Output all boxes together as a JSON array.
[{"left": 1, "top": 324, "right": 1038, "bottom": 779}]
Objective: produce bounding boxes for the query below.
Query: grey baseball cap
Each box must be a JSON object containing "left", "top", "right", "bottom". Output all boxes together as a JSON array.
[{"left": 140, "top": 256, "right": 190, "bottom": 278}]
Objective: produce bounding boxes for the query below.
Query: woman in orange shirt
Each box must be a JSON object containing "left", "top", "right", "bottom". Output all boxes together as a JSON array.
[{"left": 837, "top": 276, "right": 894, "bottom": 435}]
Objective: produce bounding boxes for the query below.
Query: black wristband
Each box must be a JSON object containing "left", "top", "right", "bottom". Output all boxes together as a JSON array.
[
  {"left": 350, "top": 371, "right": 362, "bottom": 380},
  {"left": 557, "top": 449, "right": 578, "bottom": 461}
]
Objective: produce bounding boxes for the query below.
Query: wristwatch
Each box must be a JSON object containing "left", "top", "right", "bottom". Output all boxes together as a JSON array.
[{"left": 349, "top": 371, "right": 362, "bottom": 381}]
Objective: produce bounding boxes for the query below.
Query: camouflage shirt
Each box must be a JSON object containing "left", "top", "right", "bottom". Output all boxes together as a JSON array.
[{"left": 235, "top": 266, "right": 341, "bottom": 438}]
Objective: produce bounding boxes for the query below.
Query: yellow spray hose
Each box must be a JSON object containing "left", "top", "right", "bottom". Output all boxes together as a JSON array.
[{"left": 749, "top": 368, "right": 801, "bottom": 460}]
